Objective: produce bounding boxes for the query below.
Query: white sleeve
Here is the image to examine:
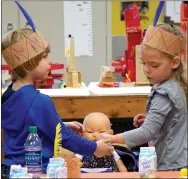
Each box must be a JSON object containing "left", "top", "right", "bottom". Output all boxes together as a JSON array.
[
  {"left": 75, "top": 154, "right": 83, "bottom": 160},
  {"left": 112, "top": 150, "right": 121, "bottom": 163}
]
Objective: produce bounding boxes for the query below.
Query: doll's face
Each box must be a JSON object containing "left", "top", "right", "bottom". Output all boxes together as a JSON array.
[{"left": 83, "top": 115, "right": 113, "bottom": 142}]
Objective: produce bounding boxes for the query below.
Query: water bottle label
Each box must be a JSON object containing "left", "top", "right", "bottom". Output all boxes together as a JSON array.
[{"left": 25, "top": 151, "right": 42, "bottom": 165}]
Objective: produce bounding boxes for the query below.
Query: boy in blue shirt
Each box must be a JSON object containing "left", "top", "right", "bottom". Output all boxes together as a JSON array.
[{"left": 1, "top": 2, "right": 113, "bottom": 177}]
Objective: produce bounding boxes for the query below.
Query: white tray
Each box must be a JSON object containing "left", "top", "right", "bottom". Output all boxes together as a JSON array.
[
  {"left": 39, "top": 83, "right": 90, "bottom": 97},
  {"left": 88, "top": 82, "right": 151, "bottom": 96}
]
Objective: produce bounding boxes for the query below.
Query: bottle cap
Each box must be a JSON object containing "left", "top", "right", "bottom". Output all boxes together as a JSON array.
[{"left": 29, "top": 126, "right": 37, "bottom": 133}]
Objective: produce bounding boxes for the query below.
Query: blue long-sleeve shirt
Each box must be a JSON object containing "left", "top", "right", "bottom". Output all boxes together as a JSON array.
[{"left": 2, "top": 84, "right": 97, "bottom": 173}]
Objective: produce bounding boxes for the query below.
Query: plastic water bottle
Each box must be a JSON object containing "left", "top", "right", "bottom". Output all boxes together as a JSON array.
[{"left": 24, "top": 126, "right": 42, "bottom": 176}]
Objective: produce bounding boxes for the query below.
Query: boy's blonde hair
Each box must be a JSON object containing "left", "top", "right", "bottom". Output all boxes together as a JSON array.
[
  {"left": 143, "top": 24, "right": 187, "bottom": 98},
  {"left": 1, "top": 28, "right": 50, "bottom": 81}
]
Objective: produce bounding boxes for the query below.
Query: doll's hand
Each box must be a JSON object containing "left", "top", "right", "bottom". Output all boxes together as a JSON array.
[
  {"left": 94, "top": 138, "right": 114, "bottom": 158},
  {"left": 133, "top": 114, "right": 146, "bottom": 128},
  {"left": 65, "top": 121, "right": 84, "bottom": 135}
]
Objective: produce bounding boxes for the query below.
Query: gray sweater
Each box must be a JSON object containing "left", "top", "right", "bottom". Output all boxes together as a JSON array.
[{"left": 124, "top": 80, "right": 187, "bottom": 170}]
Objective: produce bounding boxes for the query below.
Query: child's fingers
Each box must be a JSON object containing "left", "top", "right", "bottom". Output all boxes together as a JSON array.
[
  {"left": 139, "top": 114, "right": 146, "bottom": 117},
  {"left": 133, "top": 118, "right": 139, "bottom": 127},
  {"left": 135, "top": 114, "right": 146, "bottom": 120},
  {"left": 70, "top": 122, "right": 84, "bottom": 132},
  {"left": 103, "top": 138, "right": 111, "bottom": 143},
  {"left": 138, "top": 118, "right": 145, "bottom": 123},
  {"left": 133, "top": 120, "right": 138, "bottom": 127},
  {"left": 134, "top": 117, "right": 145, "bottom": 128},
  {"left": 134, "top": 123, "right": 138, "bottom": 127},
  {"left": 75, "top": 122, "right": 84, "bottom": 130}
]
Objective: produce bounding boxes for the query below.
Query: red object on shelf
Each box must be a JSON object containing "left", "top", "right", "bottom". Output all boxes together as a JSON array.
[
  {"left": 50, "top": 64, "right": 64, "bottom": 70},
  {"left": 111, "top": 5, "right": 143, "bottom": 82},
  {"left": 180, "top": 2, "right": 188, "bottom": 63},
  {"left": 1, "top": 65, "right": 9, "bottom": 70},
  {"left": 180, "top": 3, "right": 188, "bottom": 22},
  {"left": 51, "top": 74, "right": 63, "bottom": 79},
  {"left": 41, "top": 64, "right": 64, "bottom": 88},
  {"left": 1, "top": 64, "right": 11, "bottom": 74}
]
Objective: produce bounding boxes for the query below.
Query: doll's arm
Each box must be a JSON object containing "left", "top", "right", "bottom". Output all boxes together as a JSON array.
[
  {"left": 116, "top": 159, "right": 127, "bottom": 172},
  {"left": 75, "top": 154, "right": 83, "bottom": 167},
  {"left": 112, "top": 151, "right": 127, "bottom": 172}
]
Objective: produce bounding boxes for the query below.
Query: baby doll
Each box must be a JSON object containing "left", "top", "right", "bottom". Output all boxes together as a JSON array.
[{"left": 76, "top": 112, "right": 127, "bottom": 172}]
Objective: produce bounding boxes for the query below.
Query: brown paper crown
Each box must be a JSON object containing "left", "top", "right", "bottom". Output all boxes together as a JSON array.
[
  {"left": 142, "top": 25, "right": 186, "bottom": 58},
  {"left": 2, "top": 31, "right": 49, "bottom": 70}
]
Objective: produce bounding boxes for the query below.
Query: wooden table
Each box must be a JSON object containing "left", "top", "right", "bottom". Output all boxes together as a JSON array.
[
  {"left": 2, "top": 84, "right": 150, "bottom": 120},
  {"left": 41, "top": 171, "right": 180, "bottom": 178},
  {"left": 81, "top": 171, "right": 180, "bottom": 178},
  {"left": 51, "top": 95, "right": 148, "bottom": 120}
]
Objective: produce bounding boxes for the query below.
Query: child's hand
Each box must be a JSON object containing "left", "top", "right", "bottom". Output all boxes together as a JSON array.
[
  {"left": 65, "top": 121, "right": 84, "bottom": 135},
  {"left": 94, "top": 138, "right": 114, "bottom": 158},
  {"left": 133, "top": 114, "right": 146, "bottom": 128},
  {"left": 96, "top": 133, "right": 112, "bottom": 143}
]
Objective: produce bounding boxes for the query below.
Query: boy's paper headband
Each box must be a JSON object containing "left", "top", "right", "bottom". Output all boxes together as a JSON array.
[
  {"left": 1, "top": 1, "right": 49, "bottom": 70},
  {"left": 142, "top": 25, "right": 186, "bottom": 58},
  {"left": 2, "top": 31, "right": 49, "bottom": 70}
]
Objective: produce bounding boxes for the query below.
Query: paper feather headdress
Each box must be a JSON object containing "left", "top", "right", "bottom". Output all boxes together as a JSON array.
[
  {"left": 142, "top": 25, "right": 186, "bottom": 58},
  {"left": 1, "top": 1, "right": 49, "bottom": 70}
]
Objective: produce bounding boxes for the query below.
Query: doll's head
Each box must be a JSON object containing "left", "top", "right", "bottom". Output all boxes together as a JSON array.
[{"left": 83, "top": 112, "right": 113, "bottom": 142}]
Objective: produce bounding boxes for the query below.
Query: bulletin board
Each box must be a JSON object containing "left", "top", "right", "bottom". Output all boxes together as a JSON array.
[{"left": 112, "top": 1, "right": 164, "bottom": 36}]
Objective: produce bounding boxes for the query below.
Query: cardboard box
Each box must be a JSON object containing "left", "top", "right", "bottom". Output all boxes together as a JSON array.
[{"left": 135, "top": 45, "right": 150, "bottom": 84}]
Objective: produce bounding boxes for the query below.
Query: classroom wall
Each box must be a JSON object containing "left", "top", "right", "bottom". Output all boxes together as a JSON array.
[
  {"left": 1, "top": 1, "right": 181, "bottom": 85},
  {"left": 1, "top": 1, "right": 109, "bottom": 85}
]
